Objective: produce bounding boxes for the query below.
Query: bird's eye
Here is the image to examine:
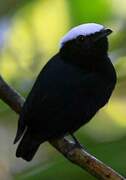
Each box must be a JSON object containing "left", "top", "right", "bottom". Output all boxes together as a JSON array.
[{"left": 77, "top": 35, "right": 85, "bottom": 42}]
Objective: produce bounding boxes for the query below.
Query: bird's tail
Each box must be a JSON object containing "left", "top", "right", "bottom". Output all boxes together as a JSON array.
[{"left": 16, "top": 130, "right": 41, "bottom": 161}]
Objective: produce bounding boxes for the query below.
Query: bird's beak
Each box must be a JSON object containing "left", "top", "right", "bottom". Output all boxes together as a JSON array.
[
  {"left": 94, "top": 29, "right": 113, "bottom": 42},
  {"left": 102, "top": 29, "right": 113, "bottom": 36}
]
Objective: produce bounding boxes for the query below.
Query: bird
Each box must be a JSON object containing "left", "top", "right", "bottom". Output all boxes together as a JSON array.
[{"left": 14, "top": 23, "right": 117, "bottom": 161}]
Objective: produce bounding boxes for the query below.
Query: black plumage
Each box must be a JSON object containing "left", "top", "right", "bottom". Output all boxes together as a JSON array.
[{"left": 14, "top": 26, "right": 116, "bottom": 161}]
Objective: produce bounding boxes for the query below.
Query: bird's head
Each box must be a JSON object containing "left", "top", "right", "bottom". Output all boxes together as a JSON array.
[{"left": 60, "top": 23, "right": 112, "bottom": 64}]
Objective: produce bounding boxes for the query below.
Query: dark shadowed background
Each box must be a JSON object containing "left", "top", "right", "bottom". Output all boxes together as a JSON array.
[{"left": 0, "top": 0, "right": 126, "bottom": 179}]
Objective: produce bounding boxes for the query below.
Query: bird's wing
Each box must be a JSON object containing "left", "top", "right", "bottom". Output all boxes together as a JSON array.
[{"left": 14, "top": 54, "right": 104, "bottom": 143}]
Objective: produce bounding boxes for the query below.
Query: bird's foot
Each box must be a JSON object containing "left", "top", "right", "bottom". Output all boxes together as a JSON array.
[{"left": 70, "top": 133, "right": 83, "bottom": 149}]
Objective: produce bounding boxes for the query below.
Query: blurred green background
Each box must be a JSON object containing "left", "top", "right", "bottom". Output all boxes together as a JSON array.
[{"left": 0, "top": 0, "right": 126, "bottom": 179}]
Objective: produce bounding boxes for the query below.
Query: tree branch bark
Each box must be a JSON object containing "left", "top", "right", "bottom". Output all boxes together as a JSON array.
[{"left": 0, "top": 75, "right": 125, "bottom": 180}]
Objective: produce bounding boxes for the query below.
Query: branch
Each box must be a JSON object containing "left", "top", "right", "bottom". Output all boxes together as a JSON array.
[
  {"left": 0, "top": 76, "right": 24, "bottom": 114},
  {"left": 0, "top": 75, "right": 125, "bottom": 180}
]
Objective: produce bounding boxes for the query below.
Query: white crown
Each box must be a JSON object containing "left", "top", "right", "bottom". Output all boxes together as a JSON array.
[{"left": 60, "top": 23, "right": 104, "bottom": 47}]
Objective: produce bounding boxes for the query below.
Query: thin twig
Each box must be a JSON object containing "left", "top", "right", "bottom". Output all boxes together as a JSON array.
[{"left": 0, "top": 75, "right": 125, "bottom": 180}]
